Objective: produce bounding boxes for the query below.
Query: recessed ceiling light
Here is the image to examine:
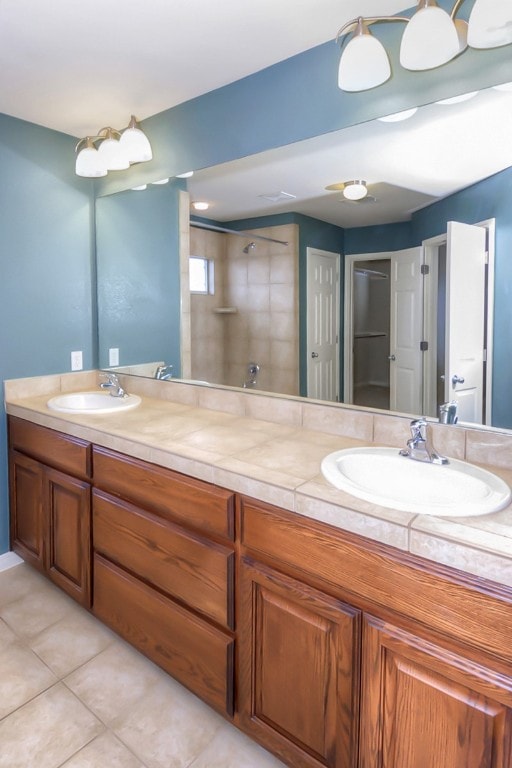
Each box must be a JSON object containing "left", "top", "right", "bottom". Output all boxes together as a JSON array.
[{"left": 192, "top": 201, "right": 209, "bottom": 211}]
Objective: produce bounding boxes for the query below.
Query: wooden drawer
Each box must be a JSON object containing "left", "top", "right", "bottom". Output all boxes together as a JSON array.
[
  {"left": 93, "top": 490, "right": 234, "bottom": 629},
  {"left": 93, "top": 554, "right": 234, "bottom": 717},
  {"left": 9, "top": 416, "right": 91, "bottom": 479},
  {"left": 92, "top": 446, "right": 235, "bottom": 540}
]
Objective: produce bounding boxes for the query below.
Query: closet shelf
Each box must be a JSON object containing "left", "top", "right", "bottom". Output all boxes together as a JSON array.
[{"left": 354, "top": 331, "right": 387, "bottom": 339}]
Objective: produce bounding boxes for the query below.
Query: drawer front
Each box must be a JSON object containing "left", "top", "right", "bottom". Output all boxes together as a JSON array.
[
  {"left": 9, "top": 417, "right": 91, "bottom": 479},
  {"left": 93, "top": 490, "right": 234, "bottom": 629},
  {"left": 93, "top": 554, "right": 234, "bottom": 717},
  {"left": 93, "top": 446, "right": 234, "bottom": 540}
]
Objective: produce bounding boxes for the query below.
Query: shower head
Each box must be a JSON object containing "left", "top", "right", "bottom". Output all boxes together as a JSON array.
[{"left": 243, "top": 242, "right": 256, "bottom": 254}]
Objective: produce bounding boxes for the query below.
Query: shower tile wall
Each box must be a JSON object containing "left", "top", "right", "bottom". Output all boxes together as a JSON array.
[{"left": 190, "top": 224, "right": 299, "bottom": 395}]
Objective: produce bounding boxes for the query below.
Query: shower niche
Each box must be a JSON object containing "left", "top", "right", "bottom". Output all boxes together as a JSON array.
[{"left": 352, "top": 259, "right": 391, "bottom": 410}]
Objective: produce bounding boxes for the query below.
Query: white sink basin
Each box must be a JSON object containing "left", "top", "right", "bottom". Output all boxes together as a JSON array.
[
  {"left": 47, "top": 391, "right": 141, "bottom": 414},
  {"left": 321, "top": 447, "right": 511, "bottom": 517}
]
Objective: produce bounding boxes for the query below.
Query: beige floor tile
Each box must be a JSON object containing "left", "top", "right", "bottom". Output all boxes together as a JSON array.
[
  {"left": 1, "top": 583, "right": 80, "bottom": 639},
  {"left": 189, "top": 723, "right": 287, "bottom": 767},
  {"left": 0, "top": 641, "right": 57, "bottom": 718},
  {"left": 0, "top": 617, "right": 17, "bottom": 650},
  {"left": 29, "top": 609, "right": 116, "bottom": 678},
  {"left": 0, "top": 683, "right": 103, "bottom": 768},
  {"left": 113, "top": 676, "right": 223, "bottom": 768},
  {"left": 61, "top": 731, "right": 145, "bottom": 768},
  {"left": 64, "top": 641, "right": 166, "bottom": 725},
  {"left": 0, "top": 563, "right": 51, "bottom": 609}
]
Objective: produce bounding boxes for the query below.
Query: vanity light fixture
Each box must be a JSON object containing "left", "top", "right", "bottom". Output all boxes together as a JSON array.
[
  {"left": 378, "top": 107, "right": 418, "bottom": 122},
  {"left": 151, "top": 178, "right": 170, "bottom": 185},
  {"left": 176, "top": 171, "right": 194, "bottom": 178},
  {"left": 336, "top": 0, "right": 512, "bottom": 92},
  {"left": 75, "top": 115, "right": 152, "bottom": 178}
]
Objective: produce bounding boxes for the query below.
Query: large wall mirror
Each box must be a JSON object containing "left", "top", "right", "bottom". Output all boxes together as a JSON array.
[{"left": 96, "top": 81, "right": 512, "bottom": 432}]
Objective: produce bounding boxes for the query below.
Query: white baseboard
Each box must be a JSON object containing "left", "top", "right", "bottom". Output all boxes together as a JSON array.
[{"left": 0, "top": 552, "right": 24, "bottom": 573}]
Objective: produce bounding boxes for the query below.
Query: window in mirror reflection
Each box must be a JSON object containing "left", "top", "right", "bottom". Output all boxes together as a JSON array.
[{"left": 190, "top": 256, "right": 214, "bottom": 294}]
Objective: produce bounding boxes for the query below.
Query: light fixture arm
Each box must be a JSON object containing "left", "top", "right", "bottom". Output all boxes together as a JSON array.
[
  {"left": 336, "top": 15, "right": 410, "bottom": 45},
  {"left": 450, "top": 0, "right": 467, "bottom": 20}
]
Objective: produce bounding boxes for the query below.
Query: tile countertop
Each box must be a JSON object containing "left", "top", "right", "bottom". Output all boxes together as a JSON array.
[{"left": 4, "top": 371, "right": 512, "bottom": 589}]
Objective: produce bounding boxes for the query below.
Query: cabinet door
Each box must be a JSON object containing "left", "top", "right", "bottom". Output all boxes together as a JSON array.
[
  {"left": 9, "top": 450, "right": 44, "bottom": 571},
  {"left": 239, "top": 557, "right": 360, "bottom": 768},
  {"left": 45, "top": 467, "right": 91, "bottom": 607},
  {"left": 360, "top": 614, "right": 512, "bottom": 768}
]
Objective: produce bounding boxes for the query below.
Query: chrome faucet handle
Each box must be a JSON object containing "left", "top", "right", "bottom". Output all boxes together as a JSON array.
[{"left": 99, "top": 372, "right": 126, "bottom": 398}]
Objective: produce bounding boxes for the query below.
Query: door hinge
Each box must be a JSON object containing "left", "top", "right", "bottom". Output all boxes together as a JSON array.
[
  {"left": 420, "top": 264, "right": 430, "bottom": 275},
  {"left": 420, "top": 340, "right": 429, "bottom": 351}
]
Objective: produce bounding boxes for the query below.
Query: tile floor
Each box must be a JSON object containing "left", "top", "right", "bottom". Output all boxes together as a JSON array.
[{"left": 0, "top": 562, "right": 286, "bottom": 768}]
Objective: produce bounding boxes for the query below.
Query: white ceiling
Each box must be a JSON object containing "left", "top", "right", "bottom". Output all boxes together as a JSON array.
[{"left": 0, "top": 0, "right": 413, "bottom": 137}]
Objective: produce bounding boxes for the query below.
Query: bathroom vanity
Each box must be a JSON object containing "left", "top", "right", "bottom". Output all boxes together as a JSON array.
[{"left": 6, "top": 375, "right": 512, "bottom": 768}]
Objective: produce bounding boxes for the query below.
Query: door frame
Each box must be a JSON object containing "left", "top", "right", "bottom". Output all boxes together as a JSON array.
[
  {"left": 422, "top": 218, "right": 495, "bottom": 425},
  {"left": 343, "top": 251, "right": 393, "bottom": 405},
  {"left": 306, "top": 247, "right": 341, "bottom": 401}
]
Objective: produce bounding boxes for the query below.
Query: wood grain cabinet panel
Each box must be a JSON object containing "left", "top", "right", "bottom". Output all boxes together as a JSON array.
[
  {"left": 360, "top": 615, "right": 512, "bottom": 768},
  {"left": 45, "top": 467, "right": 91, "bottom": 606},
  {"left": 93, "top": 489, "right": 234, "bottom": 628},
  {"left": 9, "top": 416, "right": 91, "bottom": 479},
  {"left": 9, "top": 450, "right": 44, "bottom": 571},
  {"left": 238, "top": 557, "right": 360, "bottom": 768},
  {"left": 94, "top": 554, "right": 234, "bottom": 717},
  {"left": 93, "top": 447, "right": 235, "bottom": 540}
]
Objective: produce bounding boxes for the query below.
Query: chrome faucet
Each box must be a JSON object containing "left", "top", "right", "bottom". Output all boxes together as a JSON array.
[
  {"left": 99, "top": 372, "right": 126, "bottom": 398},
  {"left": 155, "top": 364, "right": 174, "bottom": 381},
  {"left": 399, "top": 418, "right": 449, "bottom": 465}
]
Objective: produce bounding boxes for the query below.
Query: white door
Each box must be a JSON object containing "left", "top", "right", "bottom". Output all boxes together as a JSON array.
[
  {"left": 389, "top": 247, "right": 424, "bottom": 414},
  {"left": 307, "top": 248, "right": 340, "bottom": 401},
  {"left": 445, "top": 221, "right": 487, "bottom": 423}
]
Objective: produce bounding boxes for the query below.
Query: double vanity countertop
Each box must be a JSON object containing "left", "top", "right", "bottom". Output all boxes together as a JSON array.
[{"left": 5, "top": 371, "right": 512, "bottom": 590}]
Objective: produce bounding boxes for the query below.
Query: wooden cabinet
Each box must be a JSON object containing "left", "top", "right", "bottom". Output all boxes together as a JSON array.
[
  {"left": 238, "top": 495, "right": 512, "bottom": 768},
  {"left": 360, "top": 615, "right": 512, "bottom": 768},
  {"left": 9, "top": 417, "right": 91, "bottom": 606},
  {"left": 238, "top": 557, "right": 360, "bottom": 768},
  {"left": 91, "top": 446, "right": 236, "bottom": 717}
]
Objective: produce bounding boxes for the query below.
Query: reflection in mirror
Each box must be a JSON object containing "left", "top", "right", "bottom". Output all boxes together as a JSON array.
[{"left": 96, "top": 84, "right": 512, "bottom": 431}]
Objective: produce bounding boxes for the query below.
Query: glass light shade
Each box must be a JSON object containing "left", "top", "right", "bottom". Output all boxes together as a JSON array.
[
  {"left": 493, "top": 81, "right": 512, "bottom": 92},
  {"left": 338, "top": 33, "right": 391, "bottom": 92},
  {"left": 343, "top": 181, "right": 368, "bottom": 200},
  {"left": 75, "top": 144, "right": 107, "bottom": 178},
  {"left": 119, "top": 127, "right": 153, "bottom": 163},
  {"left": 400, "top": 6, "right": 462, "bottom": 70},
  {"left": 436, "top": 91, "right": 478, "bottom": 105},
  {"left": 468, "top": 0, "right": 512, "bottom": 49},
  {"left": 97, "top": 137, "right": 130, "bottom": 171}
]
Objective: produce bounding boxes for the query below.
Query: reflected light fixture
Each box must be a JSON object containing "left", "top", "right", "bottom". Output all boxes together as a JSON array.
[
  {"left": 75, "top": 116, "right": 152, "bottom": 178},
  {"left": 192, "top": 201, "right": 209, "bottom": 211},
  {"left": 342, "top": 181, "right": 368, "bottom": 200},
  {"left": 336, "top": 0, "right": 512, "bottom": 92},
  {"left": 378, "top": 107, "right": 418, "bottom": 122}
]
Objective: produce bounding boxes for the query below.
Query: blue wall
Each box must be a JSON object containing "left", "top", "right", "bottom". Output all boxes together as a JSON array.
[
  {"left": 0, "top": 113, "right": 95, "bottom": 553},
  {"left": 96, "top": 181, "right": 184, "bottom": 373}
]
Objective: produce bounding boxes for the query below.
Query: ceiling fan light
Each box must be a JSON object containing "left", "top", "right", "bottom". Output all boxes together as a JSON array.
[
  {"left": 338, "top": 22, "right": 391, "bottom": 92},
  {"left": 343, "top": 181, "right": 368, "bottom": 200},
  {"left": 400, "top": 4, "right": 462, "bottom": 70},
  {"left": 75, "top": 139, "right": 107, "bottom": 178},
  {"left": 97, "top": 136, "right": 130, "bottom": 171},
  {"left": 468, "top": 0, "right": 512, "bottom": 49}
]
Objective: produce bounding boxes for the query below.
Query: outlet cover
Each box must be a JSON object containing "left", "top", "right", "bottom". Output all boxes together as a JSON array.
[
  {"left": 109, "top": 348, "right": 120, "bottom": 366},
  {"left": 71, "top": 350, "right": 83, "bottom": 371}
]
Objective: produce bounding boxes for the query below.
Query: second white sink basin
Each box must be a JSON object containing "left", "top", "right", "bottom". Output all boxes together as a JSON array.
[
  {"left": 47, "top": 391, "right": 141, "bottom": 414},
  {"left": 321, "top": 447, "right": 511, "bottom": 517}
]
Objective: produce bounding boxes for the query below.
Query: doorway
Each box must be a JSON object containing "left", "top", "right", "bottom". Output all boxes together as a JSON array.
[{"left": 306, "top": 247, "right": 341, "bottom": 402}]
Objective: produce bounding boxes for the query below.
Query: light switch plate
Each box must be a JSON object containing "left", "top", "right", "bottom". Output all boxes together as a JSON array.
[{"left": 109, "top": 347, "right": 120, "bottom": 366}]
